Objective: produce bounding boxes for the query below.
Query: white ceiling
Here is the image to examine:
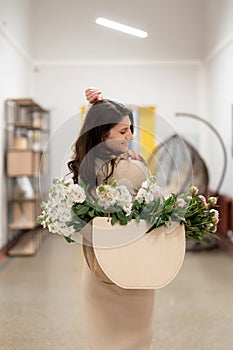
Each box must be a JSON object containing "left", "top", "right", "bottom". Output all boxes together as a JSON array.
[{"left": 30, "top": 0, "right": 204, "bottom": 61}]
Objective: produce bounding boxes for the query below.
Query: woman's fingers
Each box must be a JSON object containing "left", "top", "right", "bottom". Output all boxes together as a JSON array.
[
  {"left": 127, "top": 150, "right": 140, "bottom": 160},
  {"left": 85, "top": 88, "right": 103, "bottom": 103},
  {"left": 116, "top": 151, "right": 147, "bottom": 164}
]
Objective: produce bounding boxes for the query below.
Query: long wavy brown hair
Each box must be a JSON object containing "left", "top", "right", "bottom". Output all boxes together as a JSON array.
[{"left": 68, "top": 99, "right": 134, "bottom": 191}]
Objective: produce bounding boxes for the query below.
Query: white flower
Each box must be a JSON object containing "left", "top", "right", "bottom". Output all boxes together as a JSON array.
[
  {"left": 123, "top": 203, "right": 132, "bottom": 216},
  {"left": 115, "top": 185, "right": 132, "bottom": 208},
  {"left": 135, "top": 176, "right": 161, "bottom": 204},
  {"left": 97, "top": 184, "right": 118, "bottom": 209},
  {"left": 38, "top": 178, "right": 78, "bottom": 237},
  {"left": 135, "top": 188, "right": 147, "bottom": 204},
  {"left": 97, "top": 182, "right": 132, "bottom": 212},
  {"left": 66, "top": 184, "right": 86, "bottom": 208}
]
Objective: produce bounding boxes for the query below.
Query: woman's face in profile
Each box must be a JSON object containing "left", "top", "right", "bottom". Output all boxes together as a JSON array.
[{"left": 104, "top": 115, "right": 133, "bottom": 153}]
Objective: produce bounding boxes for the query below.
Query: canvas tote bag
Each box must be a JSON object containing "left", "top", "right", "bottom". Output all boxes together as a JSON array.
[{"left": 89, "top": 217, "right": 186, "bottom": 289}]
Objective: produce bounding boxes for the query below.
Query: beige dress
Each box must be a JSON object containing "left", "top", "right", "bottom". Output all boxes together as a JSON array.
[{"left": 81, "top": 158, "right": 156, "bottom": 350}]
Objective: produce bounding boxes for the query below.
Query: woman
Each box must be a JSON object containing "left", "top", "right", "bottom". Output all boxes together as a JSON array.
[{"left": 68, "top": 90, "right": 156, "bottom": 350}]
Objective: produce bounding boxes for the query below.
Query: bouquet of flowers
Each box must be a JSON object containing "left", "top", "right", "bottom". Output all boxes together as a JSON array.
[{"left": 38, "top": 176, "right": 219, "bottom": 244}]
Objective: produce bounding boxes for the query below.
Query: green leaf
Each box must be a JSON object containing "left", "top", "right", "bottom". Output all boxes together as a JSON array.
[
  {"left": 117, "top": 211, "right": 126, "bottom": 221},
  {"left": 119, "top": 218, "right": 128, "bottom": 225},
  {"left": 64, "top": 236, "right": 75, "bottom": 243},
  {"left": 73, "top": 204, "right": 89, "bottom": 215},
  {"left": 111, "top": 214, "right": 119, "bottom": 225},
  {"left": 88, "top": 209, "right": 95, "bottom": 217},
  {"left": 163, "top": 205, "right": 173, "bottom": 213}
]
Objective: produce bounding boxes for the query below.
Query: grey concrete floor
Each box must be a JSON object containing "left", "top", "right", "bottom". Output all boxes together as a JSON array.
[{"left": 0, "top": 234, "right": 233, "bottom": 350}]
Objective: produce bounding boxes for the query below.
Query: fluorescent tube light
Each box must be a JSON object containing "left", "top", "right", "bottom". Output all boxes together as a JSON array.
[{"left": 95, "top": 17, "right": 148, "bottom": 39}]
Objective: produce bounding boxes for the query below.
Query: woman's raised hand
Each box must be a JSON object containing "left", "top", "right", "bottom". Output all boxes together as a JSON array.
[
  {"left": 85, "top": 88, "right": 103, "bottom": 103},
  {"left": 118, "top": 150, "right": 147, "bottom": 164}
]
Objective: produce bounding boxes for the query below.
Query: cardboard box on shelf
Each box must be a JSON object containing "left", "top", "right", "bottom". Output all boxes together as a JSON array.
[
  {"left": 9, "top": 200, "right": 41, "bottom": 230},
  {"left": 7, "top": 150, "right": 41, "bottom": 176}
]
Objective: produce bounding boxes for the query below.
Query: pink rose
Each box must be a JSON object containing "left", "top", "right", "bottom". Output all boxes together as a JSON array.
[
  {"left": 198, "top": 195, "right": 207, "bottom": 206},
  {"left": 208, "top": 197, "right": 218, "bottom": 206},
  {"left": 177, "top": 198, "right": 186, "bottom": 208},
  {"left": 208, "top": 224, "right": 217, "bottom": 233},
  {"left": 207, "top": 223, "right": 217, "bottom": 232},
  {"left": 210, "top": 209, "right": 219, "bottom": 224},
  {"left": 191, "top": 186, "right": 199, "bottom": 195}
]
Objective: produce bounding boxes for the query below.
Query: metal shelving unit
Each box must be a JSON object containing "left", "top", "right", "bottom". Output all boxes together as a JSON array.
[{"left": 4, "top": 99, "right": 50, "bottom": 256}]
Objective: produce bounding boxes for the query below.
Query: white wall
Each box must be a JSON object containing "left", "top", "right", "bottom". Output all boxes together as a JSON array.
[
  {"left": 0, "top": 0, "right": 32, "bottom": 248},
  {"left": 31, "top": 62, "right": 202, "bottom": 182},
  {"left": 204, "top": 47, "right": 233, "bottom": 196},
  {"left": 203, "top": 0, "right": 233, "bottom": 196}
]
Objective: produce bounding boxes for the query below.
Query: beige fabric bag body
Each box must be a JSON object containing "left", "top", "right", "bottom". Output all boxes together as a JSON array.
[
  {"left": 90, "top": 217, "right": 186, "bottom": 289},
  {"left": 81, "top": 217, "right": 186, "bottom": 289}
]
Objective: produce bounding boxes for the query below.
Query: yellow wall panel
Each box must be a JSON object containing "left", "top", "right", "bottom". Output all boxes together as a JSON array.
[{"left": 139, "top": 106, "right": 156, "bottom": 166}]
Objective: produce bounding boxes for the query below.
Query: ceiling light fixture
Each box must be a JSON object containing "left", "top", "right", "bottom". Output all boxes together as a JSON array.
[{"left": 95, "top": 17, "right": 148, "bottom": 39}]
